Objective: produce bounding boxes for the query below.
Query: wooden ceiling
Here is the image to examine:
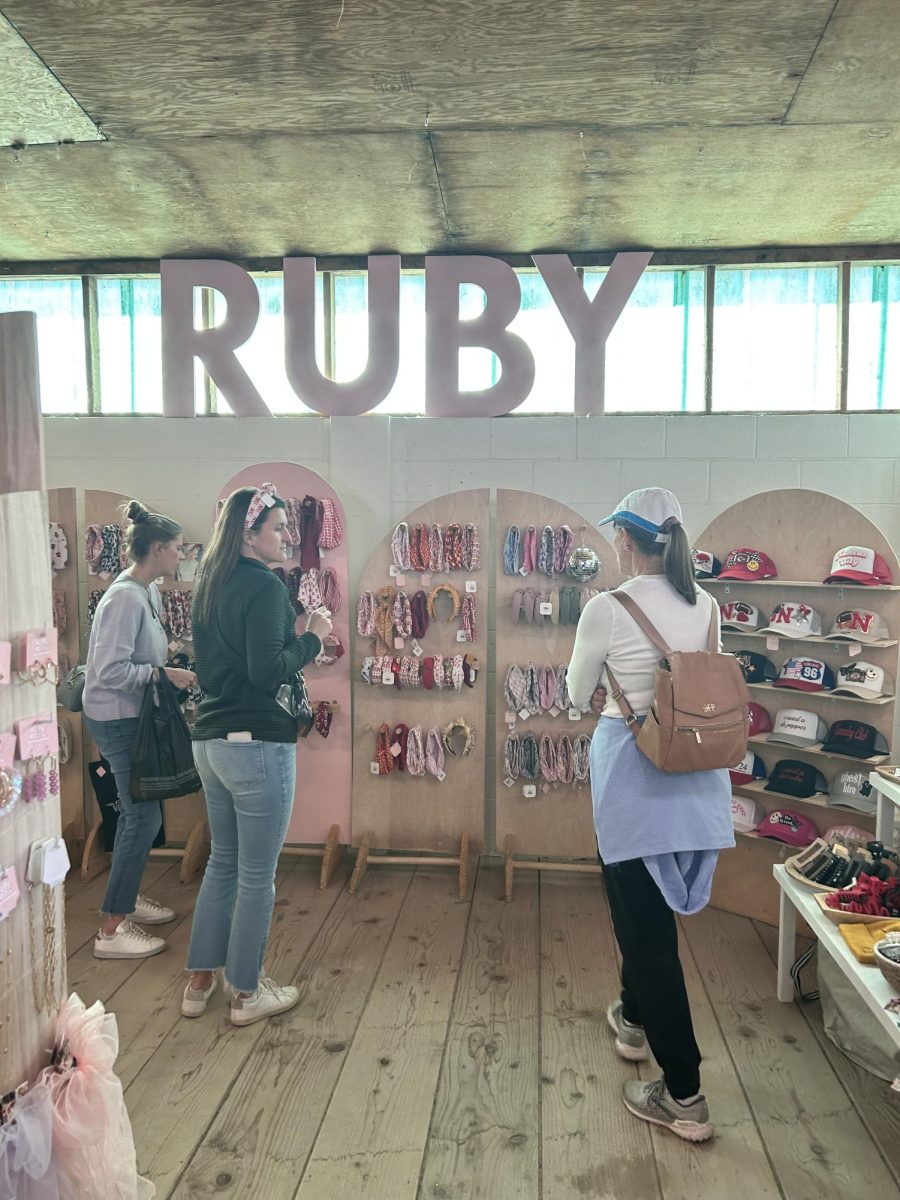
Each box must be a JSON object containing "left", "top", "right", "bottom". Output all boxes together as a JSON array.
[{"left": 1, "top": 0, "right": 899, "bottom": 263}]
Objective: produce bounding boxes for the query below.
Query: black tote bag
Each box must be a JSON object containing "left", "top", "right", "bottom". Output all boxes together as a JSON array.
[{"left": 130, "top": 672, "right": 202, "bottom": 802}]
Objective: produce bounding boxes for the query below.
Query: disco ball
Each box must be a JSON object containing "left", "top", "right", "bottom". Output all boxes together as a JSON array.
[{"left": 566, "top": 546, "right": 601, "bottom": 581}]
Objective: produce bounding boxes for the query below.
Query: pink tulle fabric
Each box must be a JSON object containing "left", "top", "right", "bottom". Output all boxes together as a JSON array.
[
  {"left": 40, "top": 994, "right": 155, "bottom": 1200},
  {"left": 0, "top": 1081, "right": 59, "bottom": 1200}
]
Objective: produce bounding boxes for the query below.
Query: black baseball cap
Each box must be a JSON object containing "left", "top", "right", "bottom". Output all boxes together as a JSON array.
[
  {"left": 763, "top": 759, "right": 828, "bottom": 799},
  {"left": 820, "top": 720, "right": 890, "bottom": 761},
  {"left": 733, "top": 651, "right": 777, "bottom": 684}
]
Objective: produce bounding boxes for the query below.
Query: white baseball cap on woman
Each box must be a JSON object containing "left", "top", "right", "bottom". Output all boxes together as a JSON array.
[{"left": 597, "top": 488, "right": 684, "bottom": 545}]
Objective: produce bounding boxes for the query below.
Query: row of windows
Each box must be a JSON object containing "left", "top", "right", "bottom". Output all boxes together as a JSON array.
[{"left": 1, "top": 265, "right": 897, "bottom": 415}]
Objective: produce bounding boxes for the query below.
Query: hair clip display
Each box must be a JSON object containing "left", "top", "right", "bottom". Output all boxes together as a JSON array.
[{"left": 16, "top": 629, "right": 59, "bottom": 686}]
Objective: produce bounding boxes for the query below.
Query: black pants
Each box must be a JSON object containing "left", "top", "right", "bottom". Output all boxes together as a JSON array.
[{"left": 601, "top": 855, "right": 702, "bottom": 1098}]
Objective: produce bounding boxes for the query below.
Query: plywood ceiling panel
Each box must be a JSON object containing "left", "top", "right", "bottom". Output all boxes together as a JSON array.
[
  {"left": 786, "top": 0, "right": 900, "bottom": 124},
  {"left": 0, "top": 11, "right": 102, "bottom": 146},
  {"left": 3, "top": 0, "right": 835, "bottom": 137}
]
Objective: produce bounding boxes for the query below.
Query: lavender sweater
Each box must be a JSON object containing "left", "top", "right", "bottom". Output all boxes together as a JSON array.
[{"left": 83, "top": 575, "right": 169, "bottom": 721}]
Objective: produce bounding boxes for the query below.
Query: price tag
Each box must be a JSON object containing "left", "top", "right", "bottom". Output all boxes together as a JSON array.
[
  {"left": 0, "top": 867, "right": 20, "bottom": 921},
  {"left": 95, "top": 765, "right": 106, "bottom": 778},
  {"left": 465, "top": 580, "right": 477, "bottom": 593},
  {"left": 411, "top": 640, "right": 424, "bottom": 657},
  {"left": 568, "top": 708, "right": 581, "bottom": 721},
  {"left": 0, "top": 732, "right": 16, "bottom": 772},
  {"left": 522, "top": 784, "right": 537, "bottom": 798},
  {"left": 382, "top": 671, "right": 395, "bottom": 686},
  {"left": 549, "top": 705, "right": 560, "bottom": 718},
  {"left": 503, "top": 776, "right": 515, "bottom": 788},
  {"left": 390, "top": 743, "right": 402, "bottom": 757},
  {"left": 435, "top": 770, "right": 446, "bottom": 782},
  {"left": 395, "top": 574, "right": 406, "bottom": 588},
  {"left": 456, "top": 630, "right": 468, "bottom": 642},
  {"left": 388, "top": 565, "right": 399, "bottom": 577},
  {"left": 848, "top": 642, "right": 861, "bottom": 657},
  {"left": 519, "top": 566, "right": 529, "bottom": 577},
  {"left": 16, "top": 713, "right": 59, "bottom": 760},
  {"left": 420, "top": 573, "right": 432, "bottom": 586},
  {"left": 19, "top": 628, "right": 58, "bottom": 671},
  {"left": 765, "top": 635, "right": 779, "bottom": 651},
  {"left": 370, "top": 761, "right": 380, "bottom": 775},
  {"left": 394, "top": 637, "right": 405, "bottom": 650},
  {"left": 504, "top": 710, "right": 516, "bottom": 724},
  {"left": 518, "top": 708, "right": 531, "bottom": 722},
  {"left": 0, "top": 641, "right": 10, "bottom": 685},
  {"left": 539, "top": 602, "right": 553, "bottom": 616}
]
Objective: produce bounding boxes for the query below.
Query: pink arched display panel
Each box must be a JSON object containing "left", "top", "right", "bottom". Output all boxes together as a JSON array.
[{"left": 217, "top": 463, "right": 351, "bottom": 845}]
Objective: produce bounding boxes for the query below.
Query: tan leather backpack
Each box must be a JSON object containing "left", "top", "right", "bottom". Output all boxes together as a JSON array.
[{"left": 604, "top": 592, "right": 750, "bottom": 774}]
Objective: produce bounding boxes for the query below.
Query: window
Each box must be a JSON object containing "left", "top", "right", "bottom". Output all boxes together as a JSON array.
[
  {"left": 847, "top": 265, "right": 900, "bottom": 410},
  {"left": 712, "top": 267, "right": 838, "bottom": 411},
  {"left": 98, "top": 278, "right": 163, "bottom": 413},
  {"left": 0, "top": 278, "right": 87, "bottom": 413}
]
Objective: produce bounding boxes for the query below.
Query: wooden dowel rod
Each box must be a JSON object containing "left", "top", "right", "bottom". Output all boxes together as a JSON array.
[{"left": 510, "top": 861, "right": 602, "bottom": 873}]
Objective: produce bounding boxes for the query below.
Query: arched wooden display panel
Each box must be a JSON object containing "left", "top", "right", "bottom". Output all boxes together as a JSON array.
[
  {"left": 696, "top": 488, "right": 900, "bottom": 925},
  {"left": 351, "top": 490, "right": 489, "bottom": 855},
  {"left": 218, "top": 464, "right": 351, "bottom": 848},
  {"left": 47, "top": 487, "right": 83, "bottom": 850},
  {"left": 495, "top": 489, "right": 626, "bottom": 862}
]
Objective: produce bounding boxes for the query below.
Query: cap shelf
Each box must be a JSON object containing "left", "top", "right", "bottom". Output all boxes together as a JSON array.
[
  {"left": 704, "top": 578, "right": 900, "bottom": 592},
  {"left": 748, "top": 732, "right": 889, "bottom": 767},
  {"left": 722, "top": 630, "right": 897, "bottom": 649},
  {"left": 731, "top": 779, "right": 876, "bottom": 819},
  {"left": 746, "top": 682, "right": 893, "bottom": 706}
]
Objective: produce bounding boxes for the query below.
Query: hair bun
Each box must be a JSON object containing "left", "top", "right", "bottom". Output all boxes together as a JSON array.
[{"left": 125, "top": 500, "right": 149, "bottom": 524}]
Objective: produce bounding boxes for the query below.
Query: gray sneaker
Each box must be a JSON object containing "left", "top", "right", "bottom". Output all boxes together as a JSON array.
[
  {"left": 606, "top": 1000, "right": 649, "bottom": 1062},
  {"left": 622, "top": 1078, "right": 713, "bottom": 1142}
]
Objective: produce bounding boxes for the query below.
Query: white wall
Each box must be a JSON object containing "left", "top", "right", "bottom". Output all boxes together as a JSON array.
[{"left": 44, "top": 411, "right": 900, "bottom": 845}]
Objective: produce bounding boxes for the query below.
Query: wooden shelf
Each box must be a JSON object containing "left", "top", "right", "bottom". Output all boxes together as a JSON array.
[
  {"left": 747, "top": 682, "right": 893, "bottom": 706},
  {"left": 705, "top": 578, "right": 900, "bottom": 591},
  {"left": 731, "top": 779, "right": 875, "bottom": 818},
  {"left": 723, "top": 630, "right": 897, "bottom": 649},
  {"left": 748, "top": 732, "right": 889, "bottom": 767}
]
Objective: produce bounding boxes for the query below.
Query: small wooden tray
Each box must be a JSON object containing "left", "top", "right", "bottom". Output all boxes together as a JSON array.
[{"left": 813, "top": 892, "right": 891, "bottom": 925}]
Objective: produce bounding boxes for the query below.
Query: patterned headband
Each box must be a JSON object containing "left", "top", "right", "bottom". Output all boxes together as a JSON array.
[{"left": 244, "top": 483, "right": 278, "bottom": 529}]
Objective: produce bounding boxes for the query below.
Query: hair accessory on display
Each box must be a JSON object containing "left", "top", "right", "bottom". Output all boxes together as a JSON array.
[
  {"left": 405, "top": 726, "right": 426, "bottom": 776},
  {"left": 557, "top": 735, "right": 575, "bottom": 784},
  {"left": 444, "top": 523, "right": 463, "bottom": 570},
  {"left": 553, "top": 526, "right": 574, "bottom": 577},
  {"left": 432, "top": 655, "right": 445, "bottom": 690},
  {"left": 538, "top": 734, "right": 558, "bottom": 783},
  {"left": 428, "top": 524, "right": 445, "bottom": 573},
  {"left": 317, "top": 498, "right": 343, "bottom": 550},
  {"left": 519, "top": 733, "right": 539, "bottom": 780},
  {"left": 410, "top": 523, "right": 430, "bottom": 572},
  {"left": 522, "top": 525, "right": 537, "bottom": 574},
  {"left": 375, "top": 724, "right": 394, "bottom": 775},
  {"left": 244, "top": 483, "right": 278, "bottom": 530},
  {"left": 463, "top": 654, "right": 478, "bottom": 688},
  {"left": 389, "top": 722, "right": 409, "bottom": 768},
  {"left": 314, "top": 702, "right": 334, "bottom": 738},
  {"left": 538, "top": 665, "right": 556, "bottom": 712},
  {"left": 597, "top": 488, "right": 683, "bottom": 544},
  {"left": 87, "top": 589, "right": 103, "bottom": 625},
  {"left": 443, "top": 719, "right": 475, "bottom": 758},
  {"left": 283, "top": 498, "right": 302, "bottom": 547},
  {"left": 425, "top": 728, "right": 445, "bottom": 777},
  {"left": 824, "top": 546, "right": 893, "bottom": 586},
  {"left": 49, "top": 522, "right": 68, "bottom": 571},
  {"left": 84, "top": 525, "right": 104, "bottom": 573},
  {"left": 504, "top": 733, "right": 520, "bottom": 780},
  {"left": 555, "top": 665, "right": 571, "bottom": 710},
  {"left": 357, "top": 591, "right": 375, "bottom": 637},
  {"left": 461, "top": 594, "right": 477, "bottom": 642},
  {"left": 297, "top": 569, "right": 323, "bottom": 613},
  {"left": 391, "top": 522, "right": 411, "bottom": 572},
  {"left": 573, "top": 734, "right": 592, "bottom": 784},
  {"left": 411, "top": 591, "right": 429, "bottom": 638},
  {"left": 298, "top": 496, "right": 323, "bottom": 570},
  {"left": 393, "top": 591, "right": 413, "bottom": 639},
  {"left": 504, "top": 665, "right": 527, "bottom": 711},
  {"left": 537, "top": 526, "right": 555, "bottom": 576},
  {"left": 373, "top": 587, "right": 398, "bottom": 647},
  {"left": 718, "top": 548, "right": 778, "bottom": 580},
  {"left": 427, "top": 583, "right": 461, "bottom": 622},
  {"left": 503, "top": 526, "right": 522, "bottom": 575},
  {"left": 462, "top": 523, "right": 480, "bottom": 571},
  {"left": 316, "top": 635, "right": 345, "bottom": 665},
  {"left": 320, "top": 568, "right": 342, "bottom": 614}
]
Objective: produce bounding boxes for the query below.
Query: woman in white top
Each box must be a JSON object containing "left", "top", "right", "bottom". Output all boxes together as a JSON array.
[{"left": 567, "top": 488, "right": 733, "bottom": 1144}]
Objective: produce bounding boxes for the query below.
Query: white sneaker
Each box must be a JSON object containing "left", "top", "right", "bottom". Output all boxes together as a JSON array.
[
  {"left": 229, "top": 977, "right": 300, "bottom": 1027},
  {"left": 129, "top": 894, "right": 175, "bottom": 925},
  {"left": 181, "top": 973, "right": 219, "bottom": 1018},
  {"left": 94, "top": 919, "right": 165, "bottom": 960}
]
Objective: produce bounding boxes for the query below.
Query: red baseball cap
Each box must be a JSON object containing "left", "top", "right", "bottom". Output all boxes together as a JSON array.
[
  {"left": 823, "top": 546, "right": 893, "bottom": 586},
  {"left": 755, "top": 808, "right": 818, "bottom": 847},
  {"left": 747, "top": 702, "right": 773, "bottom": 736},
  {"left": 719, "top": 548, "right": 778, "bottom": 580}
]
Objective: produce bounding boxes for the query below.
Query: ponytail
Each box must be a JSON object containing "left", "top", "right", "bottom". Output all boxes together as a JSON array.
[{"left": 662, "top": 523, "right": 697, "bottom": 605}]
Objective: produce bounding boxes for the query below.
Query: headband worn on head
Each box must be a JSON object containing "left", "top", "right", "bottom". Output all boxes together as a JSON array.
[{"left": 244, "top": 483, "right": 278, "bottom": 530}]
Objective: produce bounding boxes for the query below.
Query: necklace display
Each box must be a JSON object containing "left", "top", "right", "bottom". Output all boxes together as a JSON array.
[{"left": 29, "top": 882, "right": 63, "bottom": 1015}]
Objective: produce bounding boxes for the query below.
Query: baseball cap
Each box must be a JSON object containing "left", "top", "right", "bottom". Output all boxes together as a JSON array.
[
  {"left": 692, "top": 550, "right": 722, "bottom": 579},
  {"left": 719, "top": 548, "right": 778, "bottom": 580},
  {"left": 773, "top": 657, "right": 836, "bottom": 693},
  {"left": 720, "top": 601, "right": 760, "bottom": 631},
  {"left": 733, "top": 651, "right": 778, "bottom": 684},
  {"left": 768, "top": 709, "right": 829, "bottom": 749},
  {"left": 747, "top": 702, "right": 773, "bottom": 736},
  {"left": 831, "top": 660, "right": 893, "bottom": 700},
  {"left": 820, "top": 719, "right": 890, "bottom": 760},
  {"left": 826, "top": 773, "right": 875, "bottom": 818},
  {"left": 823, "top": 822, "right": 874, "bottom": 844},
  {"left": 824, "top": 546, "right": 893, "bottom": 586},
  {"left": 764, "top": 759, "right": 829, "bottom": 800},
  {"left": 732, "top": 796, "right": 764, "bottom": 833},
  {"left": 755, "top": 807, "right": 819, "bottom": 847},
  {"left": 597, "top": 488, "right": 683, "bottom": 545},
  {"left": 758, "top": 601, "right": 823, "bottom": 639},
  {"left": 823, "top": 609, "right": 890, "bottom": 644},
  {"left": 730, "top": 751, "right": 767, "bottom": 787}
]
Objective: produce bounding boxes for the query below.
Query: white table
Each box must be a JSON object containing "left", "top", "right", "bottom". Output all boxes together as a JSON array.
[
  {"left": 773, "top": 865, "right": 900, "bottom": 1054},
  {"left": 870, "top": 769, "right": 900, "bottom": 847}
]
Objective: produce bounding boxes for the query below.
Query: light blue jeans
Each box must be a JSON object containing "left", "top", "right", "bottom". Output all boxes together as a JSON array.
[
  {"left": 186, "top": 739, "right": 296, "bottom": 993},
  {"left": 84, "top": 715, "right": 163, "bottom": 917}
]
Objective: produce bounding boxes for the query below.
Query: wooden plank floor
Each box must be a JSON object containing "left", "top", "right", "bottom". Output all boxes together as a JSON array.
[{"left": 64, "top": 859, "right": 900, "bottom": 1200}]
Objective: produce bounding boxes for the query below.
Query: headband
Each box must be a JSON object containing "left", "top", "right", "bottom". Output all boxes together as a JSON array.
[
  {"left": 442, "top": 719, "right": 475, "bottom": 758},
  {"left": 427, "top": 583, "right": 461, "bottom": 621},
  {"left": 244, "top": 483, "right": 277, "bottom": 529}
]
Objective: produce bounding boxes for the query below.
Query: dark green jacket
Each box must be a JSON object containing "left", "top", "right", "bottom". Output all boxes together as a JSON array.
[{"left": 192, "top": 556, "right": 321, "bottom": 743}]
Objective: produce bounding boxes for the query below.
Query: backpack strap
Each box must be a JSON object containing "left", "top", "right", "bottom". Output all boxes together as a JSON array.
[{"left": 609, "top": 591, "right": 672, "bottom": 655}]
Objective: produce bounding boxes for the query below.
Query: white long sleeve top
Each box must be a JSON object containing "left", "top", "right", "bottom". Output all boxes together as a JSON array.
[{"left": 566, "top": 575, "right": 721, "bottom": 718}]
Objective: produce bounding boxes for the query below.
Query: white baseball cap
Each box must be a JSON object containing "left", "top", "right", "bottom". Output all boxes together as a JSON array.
[
  {"left": 823, "top": 609, "right": 890, "bottom": 644},
  {"left": 732, "top": 796, "right": 764, "bottom": 833},
  {"left": 597, "top": 488, "right": 683, "bottom": 545},
  {"left": 831, "top": 661, "right": 893, "bottom": 700},
  {"left": 758, "top": 601, "right": 823, "bottom": 639},
  {"left": 720, "top": 601, "right": 760, "bottom": 632},
  {"left": 768, "top": 709, "right": 829, "bottom": 749}
]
